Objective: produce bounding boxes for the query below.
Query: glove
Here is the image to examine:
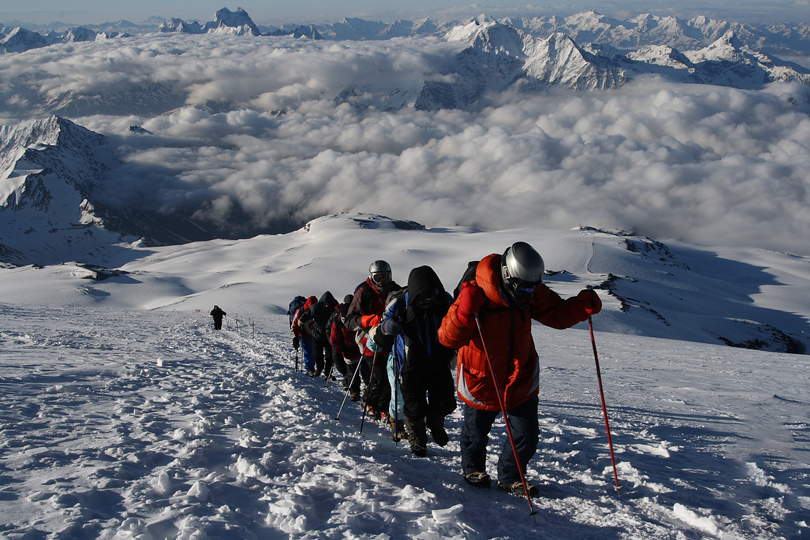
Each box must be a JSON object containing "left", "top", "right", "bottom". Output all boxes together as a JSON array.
[
  {"left": 577, "top": 289, "right": 602, "bottom": 315},
  {"left": 366, "top": 329, "right": 382, "bottom": 353},
  {"left": 368, "top": 325, "right": 380, "bottom": 344},
  {"left": 456, "top": 282, "right": 487, "bottom": 328},
  {"left": 293, "top": 336, "right": 300, "bottom": 350},
  {"left": 381, "top": 317, "right": 402, "bottom": 336},
  {"left": 368, "top": 324, "right": 393, "bottom": 349}
]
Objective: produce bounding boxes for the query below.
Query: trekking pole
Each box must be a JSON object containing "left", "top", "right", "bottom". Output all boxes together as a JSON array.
[
  {"left": 324, "top": 355, "right": 335, "bottom": 388},
  {"left": 335, "top": 358, "right": 364, "bottom": 421},
  {"left": 359, "top": 347, "right": 379, "bottom": 435},
  {"left": 474, "top": 315, "right": 537, "bottom": 517},
  {"left": 392, "top": 341, "right": 400, "bottom": 443},
  {"left": 589, "top": 314, "right": 621, "bottom": 494}
]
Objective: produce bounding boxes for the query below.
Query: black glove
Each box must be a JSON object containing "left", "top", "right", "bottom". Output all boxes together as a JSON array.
[{"left": 293, "top": 336, "right": 300, "bottom": 349}]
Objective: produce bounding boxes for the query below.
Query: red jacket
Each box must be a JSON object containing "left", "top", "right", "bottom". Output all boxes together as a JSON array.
[
  {"left": 330, "top": 315, "right": 362, "bottom": 361},
  {"left": 292, "top": 296, "right": 317, "bottom": 338},
  {"left": 438, "top": 254, "right": 587, "bottom": 411}
]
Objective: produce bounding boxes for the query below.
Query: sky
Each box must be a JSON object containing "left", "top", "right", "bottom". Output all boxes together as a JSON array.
[
  {"left": 0, "top": 213, "right": 808, "bottom": 538},
  {"left": 4, "top": 0, "right": 810, "bottom": 26}
]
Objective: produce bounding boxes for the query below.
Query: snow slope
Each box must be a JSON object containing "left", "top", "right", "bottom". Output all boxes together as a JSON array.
[{"left": 0, "top": 213, "right": 809, "bottom": 538}]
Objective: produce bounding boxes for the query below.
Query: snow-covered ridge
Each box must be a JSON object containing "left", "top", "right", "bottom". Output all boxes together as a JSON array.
[{"left": 1, "top": 210, "right": 807, "bottom": 356}]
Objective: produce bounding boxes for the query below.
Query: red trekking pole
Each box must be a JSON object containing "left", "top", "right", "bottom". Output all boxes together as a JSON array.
[
  {"left": 589, "top": 314, "right": 621, "bottom": 494},
  {"left": 474, "top": 315, "right": 537, "bottom": 516}
]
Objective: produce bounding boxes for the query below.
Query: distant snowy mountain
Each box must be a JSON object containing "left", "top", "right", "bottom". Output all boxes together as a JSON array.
[
  {"left": 157, "top": 18, "right": 203, "bottom": 34},
  {"left": 0, "top": 117, "right": 230, "bottom": 264},
  {"left": 0, "top": 25, "right": 128, "bottom": 52},
  {"left": 414, "top": 21, "right": 627, "bottom": 109},
  {"left": 5, "top": 9, "right": 810, "bottom": 112},
  {"left": 202, "top": 7, "right": 261, "bottom": 36},
  {"left": 157, "top": 7, "right": 260, "bottom": 36},
  {"left": 621, "top": 30, "right": 810, "bottom": 87},
  {"left": 0, "top": 27, "right": 50, "bottom": 52},
  {"left": 6, "top": 8, "right": 810, "bottom": 58},
  {"left": 0, "top": 117, "right": 124, "bottom": 265}
]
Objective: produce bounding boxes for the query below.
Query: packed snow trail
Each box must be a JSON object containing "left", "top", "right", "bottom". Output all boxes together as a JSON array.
[{"left": 0, "top": 303, "right": 808, "bottom": 539}]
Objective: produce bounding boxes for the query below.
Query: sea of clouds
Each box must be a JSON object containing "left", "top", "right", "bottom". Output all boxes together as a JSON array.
[{"left": 2, "top": 33, "right": 809, "bottom": 254}]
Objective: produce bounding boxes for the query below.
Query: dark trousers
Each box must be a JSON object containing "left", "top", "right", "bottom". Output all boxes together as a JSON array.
[
  {"left": 363, "top": 351, "right": 390, "bottom": 413},
  {"left": 460, "top": 396, "right": 539, "bottom": 484},
  {"left": 401, "top": 366, "right": 456, "bottom": 421},
  {"left": 213, "top": 317, "right": 223, "bottom": 330},
  {"left": 344, "top": 358, "right": 363, "bottom": 393},
  {"left": 313, "top": 339, "right": 331, "bottom": 374},
  {"left": 329, "top": 347, "right": 347, "bottom": 378}
]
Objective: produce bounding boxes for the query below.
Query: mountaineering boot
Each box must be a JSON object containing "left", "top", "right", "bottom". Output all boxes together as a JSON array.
[
  {"left": 426, "top": 414, "right": 449, "bottom": 447},
  {"left": 497, "top": 480, "right": 540, "bottom": 498},
  {"left": 366, "top": 404, "right": 381, "bottom": 421},
  {"left": 464, "top": 471, "right": 491, "bottom": 488},
  {"left": 405, "top": 416, "right": 428, "bottom": 456},
  {"left": 350, "top": 391, "right": 361, "bottom": 402},
  {"left": 307, "top": 370, "right": 317, "bottom": 377},
  {"left": 410, "top": 439, "right": 427, "bottom": 457},
  {"left": 388, "top": 416, "right": 408, "bottom": 442}
]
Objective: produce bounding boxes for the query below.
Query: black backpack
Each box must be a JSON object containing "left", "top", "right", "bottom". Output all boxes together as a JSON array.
[{"left": 453, "top": 261, "right": 480, "bottom": 299}]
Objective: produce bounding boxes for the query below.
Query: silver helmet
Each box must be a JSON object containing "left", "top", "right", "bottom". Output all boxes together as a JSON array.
[
  {"left": 500, "top": 242, "right": 544, "bottom": 308},
  {"left": 368, "top": 260, "right": 392, "bottom": 291}
]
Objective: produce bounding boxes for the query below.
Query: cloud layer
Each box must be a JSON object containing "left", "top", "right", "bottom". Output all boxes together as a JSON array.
[{"left": 2, "top": 34, "right": 809, "bottom": 254}]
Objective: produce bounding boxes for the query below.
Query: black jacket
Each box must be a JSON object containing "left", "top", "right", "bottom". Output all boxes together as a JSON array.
[
  {"left": 381, "top": 266, "right": 454, "bottom": 380},
  {"left": 299, "top": 291, "right": 339, "bottom": 343}
]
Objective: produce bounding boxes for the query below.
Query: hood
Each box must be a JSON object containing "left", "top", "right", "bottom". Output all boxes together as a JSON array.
[
  {"left": 407, "top": 265, "right": 443, "bottom": 304},
  {"left": 319, "top": 291, "right": 338, "bottom": 310},
  {"left": 476, "top": 254, "right": 509, "bottom": 307},
  {"left": 406, "top": 265, "right": 448, "bottom": 321}
]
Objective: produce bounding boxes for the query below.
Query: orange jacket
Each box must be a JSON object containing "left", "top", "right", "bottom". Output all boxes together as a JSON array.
[{"left": 438, "top": 253, "right": 587, "bottom": 411}]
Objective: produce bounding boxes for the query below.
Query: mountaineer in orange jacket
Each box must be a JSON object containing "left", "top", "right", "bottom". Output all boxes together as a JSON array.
[{"left": 438, "top": 241, "right": 602, "bottom": 496}]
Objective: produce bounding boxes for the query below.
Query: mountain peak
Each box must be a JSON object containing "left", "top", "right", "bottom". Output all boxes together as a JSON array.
[{"left": 202, "top": 6, "right": 260, "bottom": 36}]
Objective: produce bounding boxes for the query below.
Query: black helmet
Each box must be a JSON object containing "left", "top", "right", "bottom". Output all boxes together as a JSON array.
[
  {"left": 368, "top": 260, "right": 392, "bottom": 292},
  {"left": 500, "top": 242, "right": 544, "bottom": 308}
]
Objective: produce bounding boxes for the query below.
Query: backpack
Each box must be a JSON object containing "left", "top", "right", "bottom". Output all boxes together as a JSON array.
[
  {"left": 453, "top": 261, "right": 480, "bottom": 299},
  {"left": 288, "top": 296, "right": 306, "bottom": 328}
]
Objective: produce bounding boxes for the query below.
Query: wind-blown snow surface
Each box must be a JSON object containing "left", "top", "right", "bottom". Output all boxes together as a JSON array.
[{"left": 1, "top": 214, "right": 809, "bottom": 538}]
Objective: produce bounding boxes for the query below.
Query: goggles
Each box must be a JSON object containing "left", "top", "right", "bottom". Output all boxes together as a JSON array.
[
  {"left": 509, "top": 278, "right": 540, "bottom": 296},
  {"left": 371, "top": 271, "right": 392, "bottom": 288},
  {"left": 414, "top": 295, "right": 436, "bottom": 309}
]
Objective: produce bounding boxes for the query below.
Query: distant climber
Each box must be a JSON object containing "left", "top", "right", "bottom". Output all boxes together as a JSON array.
[{"left": 210, "top": 305, "right": 226, "bottom": 330}]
